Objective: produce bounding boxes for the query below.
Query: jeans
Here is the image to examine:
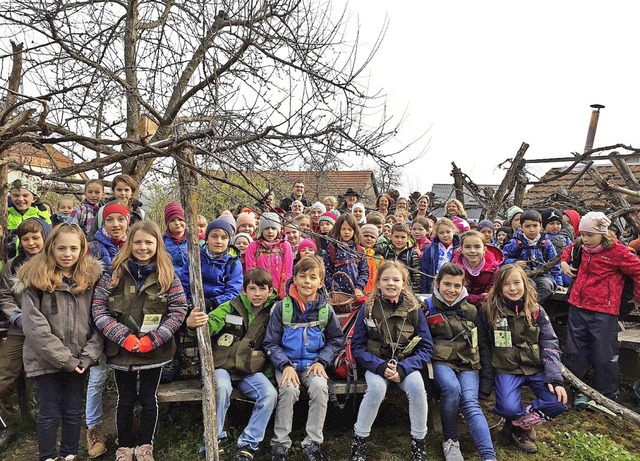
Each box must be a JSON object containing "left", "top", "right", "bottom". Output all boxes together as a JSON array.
[
  {"left": 114, "top": 367, "right": 162, "bottom": 448},
  {"left": 564, "top": 306, "right": 619, "bottom": 399},
  {"left": 215, "top": 369, "right": 277, "bottom": 450},
  {"left": 433, "top": 364, "right": 496, "bottom": 461},
  {"left": 354, "top": 370, "right": 428, "bottom": 439},
  {"left": 35, "top": 372, "right": 86, "bottom": 461},
  {"left": 85, "top": 354, "right": 108, "bottom": 428},
  {"left": 494, "top": 372, "right": 567, "bottom": 421},
  {"left": 0, "top": 335, "right": 25, "bottom": 426},
  {"left": 271, "top": 369, "right": 328, "bottom": 449}
]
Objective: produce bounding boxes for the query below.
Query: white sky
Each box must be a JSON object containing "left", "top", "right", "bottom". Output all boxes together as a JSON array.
[{"left": 348, "top": 1, "right": 640, "bottom": 193}]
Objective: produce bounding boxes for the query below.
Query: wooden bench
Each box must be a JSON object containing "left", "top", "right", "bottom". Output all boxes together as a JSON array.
[{"left": 619, "top": 327, "right": 640, "bottom": 351}]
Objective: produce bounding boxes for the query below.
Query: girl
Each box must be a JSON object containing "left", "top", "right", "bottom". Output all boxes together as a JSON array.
[
  {"left": 18, "top": 223, "right": 103, "bottom": 461},
  {"left": 196, "top": 214, "right": 208, "bottom": 245},
  {"left": 426, "top": 264, "right": 496, "bottom": 461},
  {"left": 444, "top": 199, "right": 467, "bottom": 219},
  {"left": 92, "top": 221, "right": 187, "bottom": 461},
  {"left": 309, "top": 202, "right": 326, "bottom": 233},
  {"left": 294, "top": 238, "right": 317, "bottom": 265},
  {"left": 420, "top": 217, "right": 461, "bottom": 294},
  {"left": 324, "top": 213, "right": 369, "bottom": 297},
  {"left": 89, "top": 202, "right": 129, "bottom": 272},
  {"left": 111, "top": 174, "right": 145, "bottom": 224},
  {"left": 69, "top": 178, "right": 105, "bottom": 238},
  {"left": 451, "top": 230, "right": 503, "bottom": 308},
  {"left": 349, "top": 262, "right": 432, "bottom": 461},
  {"left": 232, "top": 232, "right": 253, "bottom": 271},
  {"left": 236, "top": 211, "right": 257, "bottom": 239},
  {"left": 352, "top": 202, "right": 366, "bottom": 226},
  {"left": 293, "top": 213, "right": 311, "bottom": 237},
  {"left": 481, "top": 264, "right": 567, "bottom": 453},
  {"left": 322, "top": 195, "right": 338, "bottom": 212},
  {"left": 395, "top": 210, "right": 409, "bottom": 224},
  {"left": 245, "top": 212, "right": 293, "bottom": 299},
  {"left": 317, "top": 212, "right": 337, "bottom": 255},
  {"left": 375, "top": 193, "right": 393, "bottom": 217},
  {"left": 411, "top": 194, "right": 437, "bottom": 223},
  {"left": 477, "top": 220, "right": 495, "bottom": 245},
  {"left": 411, "top": 217, "right": 432, "bottom": 257},
  {"left": 561, "top": 212, "right": 640, "bottom": 403},
  {"left": 495, "top": 227, "right": 509, "bottom": 248}
]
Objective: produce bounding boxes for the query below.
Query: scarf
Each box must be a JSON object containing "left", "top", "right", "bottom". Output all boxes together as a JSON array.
[
  {"left": 258, "top": 237, "right": 283, "bottom": 251},
  {"left": 463, "top": 256, "right": 486, "bottom": 277},
  {"left": 205, "top": 247, "right": 228, "bottom": 260},
  {"left": 523, "top": 234, "right": 541, "bottom": 247},
  {"left": 582, "top": 244, "right": 604, "bottom": 254},
  {"left": 505, "top": 297, "right": 525, "bottom": 315},
  {"left": 165, "top": 229, "right": 187, "bottom": 245},
  {"left": 102, "top": 226, "right": 127, "bottom": 249},
  {"left": 414, "top": 236, "right": 431, "bottom": 252},
  {"left": 436, "top": 242, "right": 455, "bottom": 272},
  {"left": 128, "top": 261, "right": 157, "bottom": 291}
]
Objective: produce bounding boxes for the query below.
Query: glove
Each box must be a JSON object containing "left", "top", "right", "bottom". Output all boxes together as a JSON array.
[
  {"left": 123, "top": 334, "right": 139, "bottom": 352},
  {"left": 137, "top": 336, "right": 154, "bottom": 353}
]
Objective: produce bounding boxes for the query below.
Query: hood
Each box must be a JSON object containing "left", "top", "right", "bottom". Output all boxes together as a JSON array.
[
  {"left": 451, "top": 244, "right": 502, "bottom": 272},
  {"left": 17, "top": 218, "right": 53, "bottom": 256},
  {"left": 13, "top": 255, "right": 103, "bottom": 294},
  {"left": 563, "top": 210, "right": 581, "bottom": 237},
  {"left": 432, "top": 285, "right": 469, "bottom": 310},
  {"left": 93, "top": 228, "right": 120, "bottom": 252}
]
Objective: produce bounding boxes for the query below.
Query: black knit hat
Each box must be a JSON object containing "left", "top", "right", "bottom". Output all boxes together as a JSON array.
[{"left": 541, "top": 208, "right": 563, "bottom": 228}]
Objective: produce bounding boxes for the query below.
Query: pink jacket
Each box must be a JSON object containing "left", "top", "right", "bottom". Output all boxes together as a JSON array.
[
  {"left": 245, "top": 238, "right": 294, "bottom": 299},
  {"left": 451, "top": 244, "right": 504, "bottom": 307}
]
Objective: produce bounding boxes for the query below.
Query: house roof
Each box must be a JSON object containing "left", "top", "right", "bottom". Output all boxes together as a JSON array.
[
  {"left": 269, "top": 170, "right": 379, "bottom": 204},
  {"left": 523, "top": 162, "right": 640, "bottom": 209},
  {"left": 4, "top": 142, "right": 75, "bottom": 169},
  {"left": 430, "top": 183, "right": 502, "bottom": 220}
]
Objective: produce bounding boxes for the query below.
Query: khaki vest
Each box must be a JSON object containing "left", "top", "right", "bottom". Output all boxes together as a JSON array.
[
  {"left": 212, "top": 297, "right": 269, "bottom": 378},
  {"left": 428, "top": 299, "right": 480, "bottom": 371},
  {"left": 491, "top": 309, "right": 541, "bottom": 375},
  {"left": 366, "top": 298, "right": 419, "bottom": 361}
]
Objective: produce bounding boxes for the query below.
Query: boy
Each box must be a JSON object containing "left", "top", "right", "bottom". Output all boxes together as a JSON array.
[
  {"left": 263, "top": 256, "right": 343, "bottom": 461},
  {"left": 7, "top": 178, "right": 51, "bottom": 259},
  {"left": 51, "top": 196, "right": 75, "bottom": 227},
  {"left": 365, "top": 211, "right": 385, "bottom": 236},
  {"left": 186, "top": 268, "right": 278, "bottom": 461},
  {"left": 360, "top": 224, "right": 383, "bottom": 294},
  {"left": 196, "top": 214, "right": 208, "bottom": 245},
  {"left": 477, "top": 220, "right": 495, "bottom": 245},
  {"left": 0, "top": 218, "right": 52, "bottom": 446},
  {"left": 163, "top": 201, "right": 188, "bottom": 272},
  {"left": 376, "top": 223, "right": 422, "bottom": 294},
  {"left": 502, "top": 209, "right": 562, "bottom": 302},
  {"left": 542, "top": 208, "right": 574, "bottom": 287},
  {"left": 70, "top": 179, "right": 105, "bottom": 238}
]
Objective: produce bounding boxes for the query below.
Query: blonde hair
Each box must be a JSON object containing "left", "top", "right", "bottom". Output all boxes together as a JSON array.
[
  {"left": 445, "top": 199, "right": 466, "bottom": 216},
  {"left": 322, "top": 196, "right": 338, "bottom": 209},
  {"left": 17, "top": 223, "right": 97, "bottom": 294},
  {"left": 196, "top": 215, "right": 208, "bottom": 226},
  {"left": 435, "top": 217, "right": 456, "bottom": 233},
  {"left": 460, "top": 230, "right": 486, "bottom": 247},
  {"left": 111, "top": 221, "right": 175, "bottom": 293},
  {"left": 365, "top": 261, "right": 419, "bottom": 313},
  {"left": 57, "top": 195, "right": 76, "bottom": 208},
  {"left": 484, "top": 264, "right": 538, "bottom": 327}
]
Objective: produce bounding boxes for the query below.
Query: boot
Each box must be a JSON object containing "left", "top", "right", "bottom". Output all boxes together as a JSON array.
[
  {"left": 350, "top": 434, "right": 367, "bottom": 461},
  {"left": 134, "top": 444, "right": 155, "bottom": 461},
  {"left": 411, "top": 437, "right": 427, "bottom": 461},
  {"left": 86, "top": 425, "right": 107, "bottom": 458},
  {"left": 506, "top": 425, "right": 538, "bottom": 454},
  {"left": 115, "top": 447, "right": 134, "bottom": 461},
  {"left": 233, "top": 446, "right": 258, "bottom": 461}
]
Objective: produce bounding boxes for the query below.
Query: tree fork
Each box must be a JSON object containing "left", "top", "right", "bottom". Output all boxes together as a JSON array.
[{"left": 176, "top": 150, "right": 219, "bottom": 461}]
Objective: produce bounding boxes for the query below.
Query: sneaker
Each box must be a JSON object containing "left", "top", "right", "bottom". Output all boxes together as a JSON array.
[
  {"left": 512, "top": 411, "right": 543, "bottom": 431},
  {"left": 350, "top": 434, "right": 367, "bottom": 461},
  {"left": 233, "top": 446, "right": 258, "bottom": 460},
  {"left": 115, "top": 447, "right": 134, "bottom": 461},
  {"left": 134, "top": 444, "right": 155, "bottom": 461},
  {"left": 62, "top": 456, "right": 77, "bottom": 461},
  {"left": 271, "top": 445, "right": 288, "bottom": 461},
  {"left": 442, "top": 439, "right": 464, "bottom": 461},
  {"left": 574, "top": 392, "right": 589, "bottom": 409},
  {"left": 508, "top": 426, "right": 538, "bottom": 454},
  {"left": 86, "top": 425, "right": 107, "bottom": 458},
  {"left": 302, "top": 444, "right": 327, "bottom": 461},
  {"left": 411, "top": 438, "right": 427, "bottom": 461}
]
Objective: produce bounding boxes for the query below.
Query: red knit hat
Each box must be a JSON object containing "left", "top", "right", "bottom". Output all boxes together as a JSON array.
[
  {"left": 103, "top": 203, "right": 130, "bottom": 221},
  {"left": 164, "top": 201, "right": 185, "bottom": 225},
  {"left": 298, "top": 238, "right": 317, "bottom": 253},
  {"left": 318, "top": 212, "right": 337, "bottom": 226}
]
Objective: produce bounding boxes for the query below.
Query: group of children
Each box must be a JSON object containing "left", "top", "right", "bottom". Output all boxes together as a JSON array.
[{"left": 1, "top": 178, "right": 638, "bottom": 461}]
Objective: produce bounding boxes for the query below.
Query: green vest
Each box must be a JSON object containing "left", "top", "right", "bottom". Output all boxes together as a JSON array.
[
  {"left": 105, "top": 270, "right": 175, "bottom": 367},
  {"left": 428, "top": 299, "right": 480, "bottom": 371},
  {"left": 366, "top": 298, "right": 419, "bottom": 361},
  {"left": 491, "top": 309, "right": 542, "bottom": 375},
  {"left": 212, "top": 297, "right": 270, "bottom": 378}
]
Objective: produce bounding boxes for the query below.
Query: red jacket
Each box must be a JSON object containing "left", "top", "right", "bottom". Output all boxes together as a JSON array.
[
  {"left": 561, "top": 240, "right": 640, "bottom": 315},
  {"left": 451, "top": 244, "right": 504, "bottom": 308}
]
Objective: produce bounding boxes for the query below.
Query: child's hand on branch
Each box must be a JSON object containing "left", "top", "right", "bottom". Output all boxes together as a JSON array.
[{"left": 186, "top": 307, "right": 208, "bottom": 329}]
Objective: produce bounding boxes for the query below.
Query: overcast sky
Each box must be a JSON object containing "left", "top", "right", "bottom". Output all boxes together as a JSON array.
[{"left": 348, "top": 1, "right": 640, "bottom": 194}]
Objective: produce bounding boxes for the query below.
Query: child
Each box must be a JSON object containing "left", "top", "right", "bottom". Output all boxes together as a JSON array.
[
  {"left": 186, "top": 268, "right": 278, "bottom": 460},
  {"left": 542, "top": 208, "right": 573, "bottom": 286},
  {"left": 376, "top": 223, "right": 421, "bottom": 294},
  {"left": 495, "top": 227, "right": 509, "bottom": 248},
  {"left": 91, "top": 221, "right": 187, "bottom": 461},
  {"left": 322, "top": 196, "right": 338, "bottom": 212},
  {"left": 411, "top": 217, "right": 432, "bottom": 257},
  {"left": 360, "top": 224, "right": 383, "bottom": 294},
  {"left": 502, "top": 209, "right": 562, "bottom": 302},
  {"left": 89, "top": 202, "right": 130, "bottom": 272},
  {"left": 451, "top": 230, "right": 503, "bottom": 308},
  {"left": 219, "top": 210, "right": 238, "bottom": 237},
  {"left": 196, "top": 214, "right": 208, "bottom": 244},
  {"left": 476, "top": 220, "right": 495, "bottom": 246},
  {"left": 324, "top": 214, "right": 368, "bottom": 297},
  {"left": 562, "top": 209, "right": 581, "bottom": 239},
  {"left": 236, "top": 211, "right": 257, "bottom": 239},
  {"left": 294, "top": 214, "right": 312, "bottom": 237},
  {"left": 284, "top": 223, "right": 301, "bottom": 256},
  {"left": 18, "top": 223, "right": 103, "bottom": 461},
  {"left": 69, "top": 179, "right": 105, "bottom": 238},
  {"left": 480, "top": 264, "right": 567, "bottom": 453},
  {"left": 444, "top": 199, "right": 467, "bottom": 219},
  {"left": 0, "top": 218, "right": 52, "bottom": 443},
  {"left": 385, "top": 215, "right": 398, "bottom": 225},
  {"left": 349, "top": 261, "right": 432, "bottom": 461},
  {"left": 352, "top": 202, "right": 366, "bottom": 225},
  {"left": 111, "top": 174, "right": 145, "bottom": 223},
  {"left": 316, "top": 212, "right": 337, "bottom": 255},
  {"left": 395, "top": 210, "right": 409, "bottom": 224},
  {"left": 263, "top": 256, "right": 343, "bottom": 461},
  {"left": 561, "top": 212, "right": 640, "bottom": 402},
  {"left": 181, "top": 219, "right": 243, "bottom": 311},
  {"left": 245, "top": 212, "right": 293, "bottom": 299},
  {"left": 294, "top": 238, "right": 317, "bottom": 265},
  {"left": 51, "top": 196, "right": 76, "bottom": 227},
  {"left": 426, "top": 264, "right": 495, "bottom": 461},
  {"left": 365, "top": 211, "right": 385, "bottom": 236},
  {"left": 309, "top": 202, "right": 326, "bottom": 233},
  {"left": 232, "top": 233, "right": 253, "bottom": 272},
  {"left": 163, "top": 201, "right": 188, "bottom": 273},
  {"left": 421, "top": 218, "right": 461, "bottom": 294},
  {"left": 381, "top": 223, "right": 392, "bottom": 240},
  {"left": 7, "top": 178, "right": 51, "bottom": 259}
]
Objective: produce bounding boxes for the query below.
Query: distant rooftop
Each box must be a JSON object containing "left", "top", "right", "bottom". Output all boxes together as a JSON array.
[{"left": 430, "top": 183, "right": 505, "bottom": 220}]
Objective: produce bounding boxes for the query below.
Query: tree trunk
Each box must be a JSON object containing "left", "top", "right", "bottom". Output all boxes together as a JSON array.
[
  {"left": 513, "top": 174, "right": 527, "bottom": 207},
  {"left": 484, "top": 142, "right": 529, "bottom": 220},
  {"left": 609, "top": 151, "right": 640, "bottom": 191},
  {"left": 451, "top": 163, "right": 465, "bottom": 204},
  {"left": 586, "top": 166, "right": 640, "bottom": 234},
  {"left": 176, "top": 150, "right": 219, "bottom": 461}
]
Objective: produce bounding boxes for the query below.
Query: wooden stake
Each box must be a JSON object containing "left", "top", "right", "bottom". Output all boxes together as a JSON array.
[
  {"left": 176, "top": 150, "right": 219, "bottom": 461},
  {"left": 451, "top": 163, "right": 465, "bottom": 204},
  {"left": 484, "top": 142, "right": 529, "bottom": 220}
]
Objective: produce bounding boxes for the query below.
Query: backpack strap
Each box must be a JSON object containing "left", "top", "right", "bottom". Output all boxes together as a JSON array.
[{"left": 282, "top": 296, "right": 294, "bottom": 324}]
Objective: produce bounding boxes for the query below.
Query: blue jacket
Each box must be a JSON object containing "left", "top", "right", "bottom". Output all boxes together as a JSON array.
[
  {"left": 164, "top": 232, "right": 189, "bottom": 273},
  {"left": 546, "top": 231, "right": 573, "bottom": 286},
  {"left": 420, "top": 234, "right": 461, "bottom": 293},
  {"left": 262, "top": 281, "right": 343, "bottom": 372},
  {"left": 351, "top": 296, "right": 433, "bottom": 378},
  {"left": 502, "top": 230, "right": 562, "bottom": 285},
  {"left": 179, "top": 247, "right": 243, "bottom": 308},
  {"left": 324, "top": 241, "right": 369, "bottom": 293},
  {"left": 89, "top": 229, "right": 120, "bottom": 272}
]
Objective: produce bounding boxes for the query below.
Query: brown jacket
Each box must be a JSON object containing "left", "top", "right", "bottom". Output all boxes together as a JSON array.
[{"left": 17, "top": 258, "right": 103, "bottom": 378}]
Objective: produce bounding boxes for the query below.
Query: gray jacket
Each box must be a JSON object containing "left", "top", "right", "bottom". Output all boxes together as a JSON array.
[{"left": 18, "top": 258, "right": 104, "bottom": 378}]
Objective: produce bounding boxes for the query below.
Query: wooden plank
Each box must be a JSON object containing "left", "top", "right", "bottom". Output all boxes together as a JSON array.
[{"left": 619, "top": 328, "right": 640, "bottom": 351}]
